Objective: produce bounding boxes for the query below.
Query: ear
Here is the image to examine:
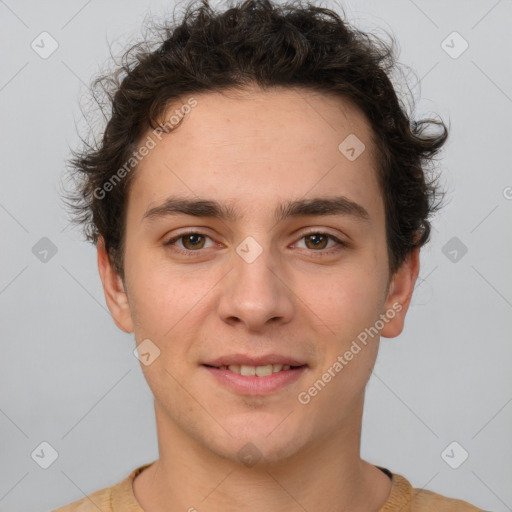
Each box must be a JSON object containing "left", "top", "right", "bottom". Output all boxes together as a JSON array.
[
  {"left": 97, "top": 236, "right": 134, "bottom": 333},
  {"left": 380, "top": 247, "right": 420, "bottom": 338}
]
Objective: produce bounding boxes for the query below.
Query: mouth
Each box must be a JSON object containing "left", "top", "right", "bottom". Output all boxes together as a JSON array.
[
  {"left": 202, "top": 363, "right": 307, "bottom": 376},
  {"left": 201, "top": 360, "right": 309, "bottom": 395}
]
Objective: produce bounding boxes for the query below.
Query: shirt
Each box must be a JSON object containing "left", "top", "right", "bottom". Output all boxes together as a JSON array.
[{"left": 52, "top": 461, "right": 485, "bottom": 511}]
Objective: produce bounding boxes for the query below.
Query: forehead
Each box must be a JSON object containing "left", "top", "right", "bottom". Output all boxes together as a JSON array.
[
  {"left": 127, "top": 85, "right": 384, "bottom": 225},
  {"left": 161, "top": 85, "right": 375, "bottom": 159}
]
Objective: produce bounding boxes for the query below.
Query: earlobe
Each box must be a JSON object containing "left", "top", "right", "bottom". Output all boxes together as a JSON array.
[
  {"left": 97, "top": 236, "right": 134, "bottom": 333},
  {"left": 380, "top": 248, "right": 420, "bottom": 339}
]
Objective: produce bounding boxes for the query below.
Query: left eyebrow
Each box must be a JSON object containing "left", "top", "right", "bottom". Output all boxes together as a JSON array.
[
  {"left": 142, "top": 195, "right": 371, "bottom": 225},
  {"left": 275, "top": 196, "right": 370, "bottom": 224}
]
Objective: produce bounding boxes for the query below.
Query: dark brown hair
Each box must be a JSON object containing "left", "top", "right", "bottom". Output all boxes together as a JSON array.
[{"left": 62, "top": 0, "right": 449, "bottom": 282}]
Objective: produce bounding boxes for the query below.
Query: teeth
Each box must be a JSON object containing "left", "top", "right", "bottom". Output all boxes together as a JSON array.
[
  {"left": 255, "top": 365, "right": 273, "bottom": 377},
  {"left": 222, "top": 364, "right": 296, "bottom": 376},
  {"left": 241, "top": 365, "right": 256, "bottom": 376}
]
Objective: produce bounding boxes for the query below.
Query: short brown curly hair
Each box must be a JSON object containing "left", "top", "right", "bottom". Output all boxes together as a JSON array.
[{"left": 62, "top": 0, "right": 448, "bottom": 282}]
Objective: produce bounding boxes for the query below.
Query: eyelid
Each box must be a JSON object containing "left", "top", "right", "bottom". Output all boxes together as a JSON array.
[
  {"left": 164, "top": 228, "right": 348, "bottom": 255},
  {"left": 164, "top": 230, "right": 217, "bottom": 252},
  {"left": 292, "top": 229, "right": 348, "bottom": 253}
]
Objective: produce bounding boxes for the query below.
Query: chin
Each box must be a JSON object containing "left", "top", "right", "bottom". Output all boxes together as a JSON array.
[{"left": 207, "top": 415, "right": 310, "bottom": 467}]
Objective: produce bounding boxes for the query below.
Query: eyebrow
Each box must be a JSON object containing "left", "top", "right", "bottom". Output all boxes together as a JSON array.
[{"left": 142, "top": 195, "right": 370, "bottom": 225}]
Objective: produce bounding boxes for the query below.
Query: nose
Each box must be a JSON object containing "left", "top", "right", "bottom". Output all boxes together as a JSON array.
[{"left": 216, "top": 242, "right": 295, "bottom": 332}]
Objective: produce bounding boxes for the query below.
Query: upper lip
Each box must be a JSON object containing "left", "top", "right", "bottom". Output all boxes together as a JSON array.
[{"left": 203, "top": 354, "right": 308, "bottom": 367}]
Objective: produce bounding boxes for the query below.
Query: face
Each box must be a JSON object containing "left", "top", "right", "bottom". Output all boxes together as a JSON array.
[{"left": 98, "top": 85, "right": 419, "bottom": 465}]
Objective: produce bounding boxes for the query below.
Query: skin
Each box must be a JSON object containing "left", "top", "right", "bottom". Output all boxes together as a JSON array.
[{"left": 97, "top": 85, "right": 420, "bottom": 512}]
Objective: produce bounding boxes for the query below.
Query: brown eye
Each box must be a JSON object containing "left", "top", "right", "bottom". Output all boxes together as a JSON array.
[
  {"left": 296, "top": 232, "right": 345, "bottom": 252},
  {"left": 164, "top": 232, "right": 214, "bottom": 254},
  {"left": 303, "top": 233, "right": 330, "bottom": 250},
  {"left": 181, "top": 233, "right": 206, "bottom": 250}
]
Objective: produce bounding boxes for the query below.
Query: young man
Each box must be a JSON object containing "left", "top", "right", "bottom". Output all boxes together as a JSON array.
[{"left": 56, "top": 0, "right": 484, "bottom": 510}]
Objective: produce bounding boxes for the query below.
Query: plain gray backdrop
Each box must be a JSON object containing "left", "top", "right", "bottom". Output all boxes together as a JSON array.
[{"left": 1, "top": 0, "right": 511, "bottom": 511}]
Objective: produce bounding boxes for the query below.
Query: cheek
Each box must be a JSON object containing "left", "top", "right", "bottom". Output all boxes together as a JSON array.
[
  {"left": 124, "top": 250, "right": 173, "bottom": 339},
  {"left": 304, "top": 262, "right": 386, "bottom": 335},
  {"left": 126, "top": 255, "right": 220, "bottom": 345},
  {"left": 298, "top": 273, "right": 386, "bottom": 401}
]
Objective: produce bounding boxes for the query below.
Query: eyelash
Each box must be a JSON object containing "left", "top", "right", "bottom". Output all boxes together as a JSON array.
[{"left": 164, "top": 230, "right": 348, "bottom": 257}]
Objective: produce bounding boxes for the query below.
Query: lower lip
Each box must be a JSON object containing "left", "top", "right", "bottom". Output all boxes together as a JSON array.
[{"left": 202, "top": 365, "right": 308, "bottom": 395}]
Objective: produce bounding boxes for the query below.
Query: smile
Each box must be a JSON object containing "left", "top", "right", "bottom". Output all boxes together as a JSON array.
[
  {"left": 204, "top": 363, "right": 304, "bottom": 376},
  {"left": 202, "top": 364, "right": 308, "bottom": 395}
]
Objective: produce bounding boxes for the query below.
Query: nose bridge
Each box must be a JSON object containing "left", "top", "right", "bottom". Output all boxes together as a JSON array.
[{"left": 217, "top": 234, "right": 294, "bottom": 329}]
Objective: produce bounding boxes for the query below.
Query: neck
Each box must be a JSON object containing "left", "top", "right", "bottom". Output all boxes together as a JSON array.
[{"left": 133, "top": 396, "right": 392, "bottom": 512}]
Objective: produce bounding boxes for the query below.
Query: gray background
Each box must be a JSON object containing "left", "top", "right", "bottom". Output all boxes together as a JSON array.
[{"left": 1, "top": 0, "right": 511, "bottom": 510}]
